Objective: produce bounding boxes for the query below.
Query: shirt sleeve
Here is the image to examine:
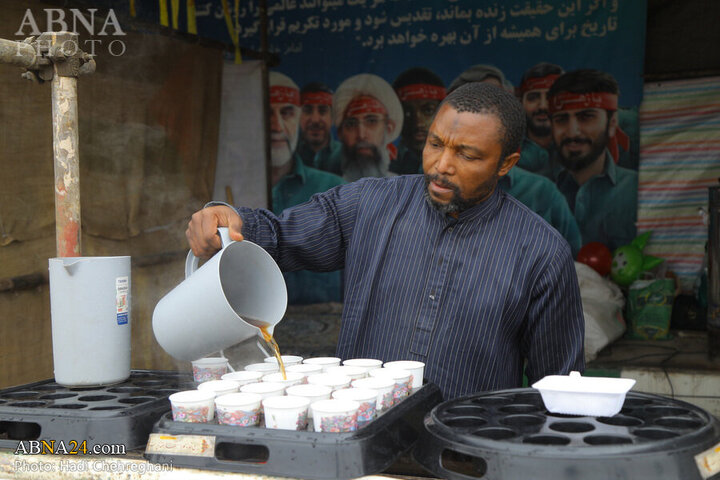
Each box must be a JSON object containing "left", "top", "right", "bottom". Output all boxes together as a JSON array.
[
  {"left": 521, "top": 242, "right": 585, "bottom": 385},
  {"left": 236, "top": 182, "right": 360, "bottom": 273}
]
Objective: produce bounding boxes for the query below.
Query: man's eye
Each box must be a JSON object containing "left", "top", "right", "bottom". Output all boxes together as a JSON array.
[
  {"left": 422, "top": 106, "right": 436, "bottom": 116},
  {"left": 365, "top": 117, "right": 379, "bottom": 126}
]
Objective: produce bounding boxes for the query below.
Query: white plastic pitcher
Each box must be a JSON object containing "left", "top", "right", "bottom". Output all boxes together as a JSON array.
[
  {"left": 152, "top": 228, "right": 287, "bottom": 361},
  {"left": 48, "top": 256, "right": 132, "bottom": 386}
]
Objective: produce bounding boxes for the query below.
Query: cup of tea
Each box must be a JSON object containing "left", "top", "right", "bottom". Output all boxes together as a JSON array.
[
  {"left": 169, "top": 390, "right": 216, "bottom": 423},
  {"left": 197, "top": 379, "right": 240, "bottom": 397},
  {"left": 221, "top": 370, "right": 264, "bottom": 386},
  {"left": 311, "top": 399, "right": 360, "bottom": 433},
  {"left": 286, "top": 363, "right": 324, "bottom": 376},
  {"left": 332, "top": 388, "right": 378, "bottom": 428},
  {"left": 264, "top": 355, "right": 304, "bottom": 367},
  {"left": 352, "top": 377, "right": 396, "bottom": 414},
  {"left": 369, "top": 368, "right": 412, "bottom": 404},
  {"left": 263, "top": 395, "right": 311, "bottom": 430},
  {"left": 307, "top": 373, "right": 352, "bottom": 391},
  {"left": 302, "top": 357, "right": 342, "bottom": 372},
  {"left": 244, "top": 362, "right": 279, "bottom": 374},
  {"left": 342, "top": 358, "right": 383, "bottom": 373},
  {"left": 215, "top": 392, "right": 263, "bottom": 426},
  {"left": 240, "top": 381, "right": 287, "bottom": 399},
  {"left": 191, "top": 357, "right": 229, "bottom": 382},
  {"left": 262, "top": 372, "right": 307, "bottom": 389},
  {"left": 383, "top": 360, "right": 425, "bottom": 391},
  {"left": 326, "top": 366, "right": 368, "bottom": 381}
]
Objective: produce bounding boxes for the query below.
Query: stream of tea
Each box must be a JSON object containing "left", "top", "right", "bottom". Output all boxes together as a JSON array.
[{"left": 259, "top": 324, "right": 286, "bottom": 379}]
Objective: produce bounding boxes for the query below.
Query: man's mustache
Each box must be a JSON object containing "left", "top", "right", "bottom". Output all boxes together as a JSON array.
[
  {"left": 426, "top": 173, "right": 459, "bottom": 192},
  {"left": 561, "top": 137, "right": 592, "bottom": 147}
]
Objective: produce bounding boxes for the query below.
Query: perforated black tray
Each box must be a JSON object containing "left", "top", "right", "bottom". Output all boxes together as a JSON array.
[
  {"left": 144, "top": 382, "right": 443, "bottom": 479},
  {"left": 0, "top": 370, "right": 194, "bottom": 451},
  {"left": 414, "top": 388, "right": 720, "bottom": 480}
]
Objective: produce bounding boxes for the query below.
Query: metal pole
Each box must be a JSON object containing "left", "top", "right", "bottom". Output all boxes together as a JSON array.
[{"left": 48, "top": 32, "right": 82, "bottom": 257}]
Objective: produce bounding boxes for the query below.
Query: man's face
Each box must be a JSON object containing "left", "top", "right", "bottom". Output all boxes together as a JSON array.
[
  {"left": 300, "top": 103, "right": 331, "bottom": 148},
  {"left": 522, "top": 89, "right": 551, "bottom": 137},
  {"left": 338, "top": 101, "right": 393, "bottom": 163},
  {"left": 422, "top": 104, "right": 518, "bottom": 215},
  {"left": 400, "top": 99, "right": 441, "bottom": 152},
  {"left": 270, "top": 102, "right": 300, "bottom": 167},
  {"left": 551, "top": 107, "right": 615, "bottom": 172}
]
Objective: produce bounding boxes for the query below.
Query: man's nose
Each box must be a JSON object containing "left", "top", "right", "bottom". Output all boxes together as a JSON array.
[
  {"left": 539, "top": 93, "right": 548, "bottom": 110},
  {"left": 567, "top": 116, "right": 581, "bottom": 136},
  {"left": 270, "top": 110, "right": 282, "bottom": 132},
  {"left": 434, "top": 148, "right": 455, "bottom": 175}
]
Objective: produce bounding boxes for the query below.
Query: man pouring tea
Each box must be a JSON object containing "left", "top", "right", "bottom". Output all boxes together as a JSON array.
[{"left": 186, "top": 81, "right": 584, "bottom": 400}]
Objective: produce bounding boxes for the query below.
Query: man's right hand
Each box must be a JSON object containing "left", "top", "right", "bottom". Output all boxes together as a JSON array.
[{"left": 186, "top": 205, "right": 244, "bottom": 259}]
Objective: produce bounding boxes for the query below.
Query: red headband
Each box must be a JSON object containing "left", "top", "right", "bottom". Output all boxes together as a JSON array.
[
  {"left": 548, "top": 91, "right": 618, "bottom": 114},
  {"left": 517, "top": 74, "right": 560, "bottom": 95},
  {"left": 270, "top": 85, "right": 300, "bottom": 106},
  {"left": 301, "top": 91, "right": 333, "bottom": 106},
  {"left": 345, "top": 95, "right": 387, "bottom": 117},
  {"left": 396, "top": 84, "right": 446, "bottom": 102}
]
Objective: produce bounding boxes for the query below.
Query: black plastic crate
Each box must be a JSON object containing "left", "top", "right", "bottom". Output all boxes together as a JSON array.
[
  {"left": 144, "top": 382, "right": 443, "bottom": 479},
  {"left": 0, "top": 370, "right": 194, "bottom": 451}
]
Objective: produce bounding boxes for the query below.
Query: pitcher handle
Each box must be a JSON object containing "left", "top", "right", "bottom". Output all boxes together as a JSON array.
[{"left": 184, "top": 227, "right": 234, "bottom": 279}]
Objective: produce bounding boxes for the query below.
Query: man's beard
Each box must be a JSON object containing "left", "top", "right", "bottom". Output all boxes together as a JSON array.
[
  {"left": 303, "top": 122, "right": 329, "bottom": 149},
  {"left": 527, "top": 110, "right": 551, "bottom": 138},
  {"left": 423, "top": 171, "right": 499, "bottom": 215},
  {"left": 557, "top": 125, "right": 610, "bottom": 173},
  {"left": 271, "top": 130, "right": 299, "bottom": 167},
  {"left": 342, "top": 141, "right": 390, "bottom": 181}
]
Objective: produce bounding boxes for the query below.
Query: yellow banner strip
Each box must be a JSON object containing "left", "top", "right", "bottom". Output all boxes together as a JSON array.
[
  {"left": 171, "top": 0, "right": 180, "bottom": 29},
  {"left": 187, "top": 0, "right": 197, "bottom": 34},
  {"left": 159, "top": 0, "right": 169, "bottom": 26}
]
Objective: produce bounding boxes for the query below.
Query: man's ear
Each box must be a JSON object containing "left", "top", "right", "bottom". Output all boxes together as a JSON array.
[
  {"left": 608, "top": 110, "right": 618, "bottom": 137},
  {"left": 498, "top": 152, "right": 520, "bottom": 177}
]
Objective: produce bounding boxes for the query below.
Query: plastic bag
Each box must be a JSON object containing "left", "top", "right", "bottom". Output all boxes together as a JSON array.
[{"left": 574, "top": 262, "right": 627, "bottom": 362}]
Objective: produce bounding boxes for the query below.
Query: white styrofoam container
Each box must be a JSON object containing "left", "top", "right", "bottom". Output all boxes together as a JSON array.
[{"left": 532, "top": 371, "right": 636, "bottom": 417}]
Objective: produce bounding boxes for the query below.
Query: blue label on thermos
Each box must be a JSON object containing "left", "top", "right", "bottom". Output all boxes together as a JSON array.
[{"left": 117, "top": 313, "right": 128, "bottom": 325}]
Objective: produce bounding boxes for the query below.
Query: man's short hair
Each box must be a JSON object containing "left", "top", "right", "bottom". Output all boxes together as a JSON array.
[
  {"left": 519, "top": 62, "right": 564, "bottom": 87},
  {"left": 300, "top": 81, "right": 333, "bottom": 96},
  {"left": 442, "top": 82, "right": 525, "bottom": 160},
  {"left": 393, "top": 67, "right": 445, "bottom": 90},
  {"left": 448, "top": 65, "right": 506, "bottom": 94},
  {"left": 547, "top": 69, "right": 619, "bottom": 98}
]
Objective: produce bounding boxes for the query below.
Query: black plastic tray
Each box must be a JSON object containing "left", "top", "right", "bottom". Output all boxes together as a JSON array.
[
  {"left": 144, "top": 382, "right": 443, "bottom": 479},
  {"left": 413, "top": 388, "right": 720, "bottom": 480},
  {"left": 0, "top": 370, "right": 194, "bottom": 451}
]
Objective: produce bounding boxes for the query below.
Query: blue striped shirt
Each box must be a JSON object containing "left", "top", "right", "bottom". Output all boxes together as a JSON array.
[{"left": 238, "top": 174, "right": 585, "bottom": 399}]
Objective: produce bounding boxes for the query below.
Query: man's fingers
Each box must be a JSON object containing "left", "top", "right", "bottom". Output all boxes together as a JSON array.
[{"left": 227, "top": 215, "right": 244, "bottom": 242}]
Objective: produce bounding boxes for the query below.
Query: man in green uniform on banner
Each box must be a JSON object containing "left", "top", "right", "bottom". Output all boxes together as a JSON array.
[
  {"left": 296, "top": 81, "right": 343, "bottom": 176},
  {"left": 391, "top": 67, "right": 446, "bottom": 175},
  {"left": 269, "top": 71, "right": 345, "bottom": 303},
  {"left": 516, "top": 62, "right": 564, "bottom": 180},
  {"left": 548, "top": 69, "right": 638, "bottom": 252}
]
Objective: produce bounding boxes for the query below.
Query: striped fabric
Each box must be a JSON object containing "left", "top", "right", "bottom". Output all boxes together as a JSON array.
[
  {"left": 238, "top": 175, "right": 585, "bottom": 399},
  {"left": 638, "top": 76, "right": 720, "bottom": 291}
]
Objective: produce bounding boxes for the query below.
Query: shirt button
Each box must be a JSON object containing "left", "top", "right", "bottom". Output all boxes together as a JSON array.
[
  {"left": 429, "top": 294, "right": 436, "bottom": 300},
  {"left": 447, "top": 226, "right": 454, "bottom": 232}
]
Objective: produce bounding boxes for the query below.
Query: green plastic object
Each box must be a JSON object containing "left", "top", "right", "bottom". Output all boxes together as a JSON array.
[{"left": 610, "top": 232, "right": 664, "bottom": 287}]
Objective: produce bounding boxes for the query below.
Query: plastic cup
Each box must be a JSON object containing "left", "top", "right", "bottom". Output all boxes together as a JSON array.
[
  {"left": 352, "top": 377, "right": 395, "bottom": 414},
  {"left": 264, "top": 355, "right": 304, "bottom": 367},
  {"left": 169, "top": 390, "right": 216, "bottom": 423},
  {"left": 302, "top": 357, "right": 342, "bottom": 372},
  {"left": 326, "top": 366, "right": 368, "bottom": 381},
  {"left": 262, "top": 372, "right": 307, "bottom": 389},
  {"left": 369, "top": 368, "right": 412, "bottom": 404},
  {"left": 383, "top": 361, "right": 425, "bottom": 390},
  {"left": 191, "top": 357, "right": 229, "bottom": 382},
  {"left": 311, "top": 399, "right": 360, "bottom": 432},
  {"left": 332, "top": 388, "right": 378, "bottom": 428},
  {"left": 240, "top": 381, "right": 288, "bottom": 399},
  {"left": 244, "top": 362, "right": 279, "bottom": 374},
  {"left": 286, "top": 364, "right": 324, "bottom": 376},
  {"left": 215, "top": 392, "right": 263, "bottom": 426},
  {"left": 263, "top": 395, "right": 311, "bottom": 430},
  {"left": 306, "top": 373, "right": 352, "bottom": 391},
  {"left": 285, "top": 384, "right": 333, "bottom": 418},
  {"left": 221, "top": 370, "right": 264, "bottom": 386},
  {"left": 197, "top": 379, "right": 240, "bottom": 397},
  {"left": 342, "top": 358, "right": 383, "bottom": 372}
]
